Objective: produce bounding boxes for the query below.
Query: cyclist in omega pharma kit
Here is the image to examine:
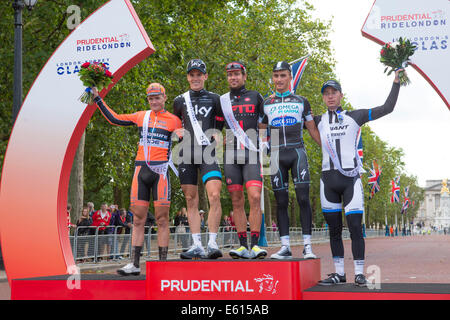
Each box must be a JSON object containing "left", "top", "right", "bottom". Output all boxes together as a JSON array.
[{"left": 260, "top": 61, "right": 321, "bottom": 261}]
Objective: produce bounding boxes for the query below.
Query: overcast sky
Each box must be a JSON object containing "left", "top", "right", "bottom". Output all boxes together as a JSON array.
[{"left": 307, "top": 0, "right": 449, "bottom": 187}]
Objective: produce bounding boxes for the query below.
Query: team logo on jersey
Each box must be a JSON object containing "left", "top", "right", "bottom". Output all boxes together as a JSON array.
[
  {"left": 245, "top": 97, "right": 251, "bottom": 102},
  {"left": 227, "top": 178, "right": 232, "bottom": 185},
  {"left": 194, "top": 104, "right": 213, "bottom": 117},
  {"left": 271, "top": 116, "right": 297, "bottom": 127}
]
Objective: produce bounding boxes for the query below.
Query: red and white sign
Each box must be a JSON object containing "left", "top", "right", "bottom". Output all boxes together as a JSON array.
[
  {"left": 362, "top": 0, "right": 450, "bottom": 110},
  {"left": 0, "top": 0, "right": 154, "bottom": 283},
  {"left": 146, "top": 260, "right": 320, "bottom": 300}
]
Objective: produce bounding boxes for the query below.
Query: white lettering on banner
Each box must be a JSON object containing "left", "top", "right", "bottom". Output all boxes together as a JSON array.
[{"left": 160, "top": 279, "right": 255, "bottom": 293}]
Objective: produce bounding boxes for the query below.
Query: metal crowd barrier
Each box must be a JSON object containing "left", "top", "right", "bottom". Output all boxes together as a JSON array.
[{"left": 70, "top": 225, "right": 386, "bottom": 263}]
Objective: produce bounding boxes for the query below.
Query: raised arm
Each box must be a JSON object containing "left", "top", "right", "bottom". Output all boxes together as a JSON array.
[
  {"left": 352, "top": 69, "right": 404, "bottom": 126},
  {"left": 91, "top": 87, "right": 137, "bottom": 126}
]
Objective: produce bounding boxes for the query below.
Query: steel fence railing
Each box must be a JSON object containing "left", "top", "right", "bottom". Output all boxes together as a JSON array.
[{"left": 70, "top": 226, "right": 388, "bottom": 264}]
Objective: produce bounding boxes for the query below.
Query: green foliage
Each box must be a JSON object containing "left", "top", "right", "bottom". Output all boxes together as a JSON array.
[{"left": 0, "top": 0, "right": 424, "bottom": 226}]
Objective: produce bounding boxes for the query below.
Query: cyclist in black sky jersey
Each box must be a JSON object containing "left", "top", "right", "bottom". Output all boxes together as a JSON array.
[
  {"left": 173, "top": 59, "right": 225, "bottom": 260},
  {"left": 260, "top": 61, "right": 321, "bottom": 260},
  {"left": 316, "top": 68, "right": 404, "bottom": 287}
]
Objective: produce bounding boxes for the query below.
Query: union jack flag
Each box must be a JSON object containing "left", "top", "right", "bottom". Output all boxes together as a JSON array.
[
  {"left": 368, "top": 160, "right": 381, "bottom": 199},
  {"left": 289, "top": 55, "right": 309, "bottom": 94},
  {"left": 390, "top": 176, "right": 400, "bottom": 203},
  {"left": 401, "top": 186, "right": 410, "bottom": 214},
  {"left": 356, "top": 128, "right": 363, "bottom": 177}
]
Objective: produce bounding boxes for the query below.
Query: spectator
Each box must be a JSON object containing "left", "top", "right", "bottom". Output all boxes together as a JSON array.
[
  {"left": 145, "top": 211, "right": 157, "bottom": 234},
  {"left": 76, "top": 206, "right": 93, "bottom": 262},
  {"left": 199, "top": 210, "right": 206, "bottom": 232},
  {"left": 389, "top": 225, "right": 394, "bottom": 237},
  {"left": 142, "top": 211, "right": 157, "bottom": 254},
  {"left": 77, "top": 206, "right": 93, "bottom": 235},
  {"left": 67, "top": 203, "right": 76, "bottom": 235},
  {"left": 174, "top": 208, "right": 189, "bottom": 250},
  {"left": 108, "top": 207, "right": 132, "bottom": 260},
  {"left": 271, "top": 220, "right": 277, "bottom": 232},
  {"left": 87, "top": 202, "right": 95, "bottom": 218},
  {"left": 92, "top": 203, "right": 112, "bottom": 260},
  {"left": 221, "top": 215, "right": 231, "bottom": 231},
  {"left": 229, "top": 210, "right": 236, "bottom": 231},
  {"left": 119, "top": 208, "right": 133, "bottom": 257}
]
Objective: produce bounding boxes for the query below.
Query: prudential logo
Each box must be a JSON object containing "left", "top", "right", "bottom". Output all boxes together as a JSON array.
[
  {"left": 76, "top": 33, "right": 131, "bottom": 53},
  {"left": 160, "top": 274, "right": 280, "bottom": 294}
]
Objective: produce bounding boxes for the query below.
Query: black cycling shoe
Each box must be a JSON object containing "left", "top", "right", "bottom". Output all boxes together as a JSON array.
[
  {"left": 318, "top": 273, "right": 346, "bottom": 286},
  {"left": 355, "top": 274, "right": 368, "bottom": 287}
]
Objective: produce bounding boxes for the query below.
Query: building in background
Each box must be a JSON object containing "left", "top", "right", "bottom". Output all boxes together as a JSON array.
[{"left": 417, "top": 179, "right": 450, "bottom": 231}]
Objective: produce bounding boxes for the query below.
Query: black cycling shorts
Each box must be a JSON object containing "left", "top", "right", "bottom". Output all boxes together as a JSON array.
[
  {"left": 224, "top": 161, "right": 262, "bottom": 192},
  {"left": 270, "top": 147, "right": 310, "bottom": 190}
]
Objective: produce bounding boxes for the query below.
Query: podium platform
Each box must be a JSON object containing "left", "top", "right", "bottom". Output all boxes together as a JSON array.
[
  {"left": 146, "top": 259, "right": 320, "bottom": 300},
  {"left": 10, "top": 258, "right": 450, "bottom": 300},
  {"left": 303, "top": 283, "right": 450, "bottom": 300},
  {"left": 11, "top": 274, "right": 146, "bottom": 300},
  {"left": 10, "top": 258, "right": 320, "bottom": 300}
]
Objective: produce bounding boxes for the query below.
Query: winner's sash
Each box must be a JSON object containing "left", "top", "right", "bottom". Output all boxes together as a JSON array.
[
  {"left": 142, "top": 110, "right": 178, "bottom": 177},
  {"left": 183, "top": 91, "right": 210, "bottom": 146},
  {"left": 320, "top": 111, "right": 364, "bottom": 177},
  {"left": 220, "top": 92, "right": 258, "bottom": 152}
]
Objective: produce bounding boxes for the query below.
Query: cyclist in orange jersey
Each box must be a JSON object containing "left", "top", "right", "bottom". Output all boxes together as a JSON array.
[{"left": 92, "top": 83, "right": 182, "bottom": 275}]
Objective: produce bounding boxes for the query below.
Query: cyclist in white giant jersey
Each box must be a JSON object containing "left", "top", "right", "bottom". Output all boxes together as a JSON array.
[
  {"left": 261, "top": 61, "right": 321, "bottom": 260},
  {"left": 315, "top": 68, "right": 404, "bottom": 287}
]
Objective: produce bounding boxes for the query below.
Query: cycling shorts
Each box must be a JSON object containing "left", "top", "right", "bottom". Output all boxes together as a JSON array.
[
  {"left": 178, "top": 162, "right": 222, "bottom": 185},
  {"left": 224, "top": 161, "right": 262, "bottom": 192},
  {"left": 270, "top": 147, "right": 310, "bottom": 191},
  {"left": 320, "top": 170, "right": 364, "bottom": 215},
  {"left": 130, "top": 165, "right": 171, "bottom": 208}
]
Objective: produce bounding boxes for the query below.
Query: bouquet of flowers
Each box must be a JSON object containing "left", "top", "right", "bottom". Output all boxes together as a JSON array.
[
  {"left": 380, "top": 37, "right": 416, "bottom": 86},
  {"left": 78, "top": 62, "right": 113, "bottom": 104}
]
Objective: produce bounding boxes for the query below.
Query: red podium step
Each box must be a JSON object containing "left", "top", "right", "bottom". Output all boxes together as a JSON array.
[
  {"left": 146, "top": 258, "right": 320, "bottom": 300},
  {"left": 303, "top": 283, "right": 450, "bottom": 300},
  {"left": 10, "top": 258, "right": 321, "bottom": 300},
  {"left": 11, "top": 274, "right": 146, "bottom": 300}
]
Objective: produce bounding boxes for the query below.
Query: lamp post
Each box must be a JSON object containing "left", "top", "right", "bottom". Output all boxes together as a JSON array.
[
  {"left": 1, "top": 0, "right": 37, "bottom": 271},
  {"left": 11, "top": 0, "right": 38, "bottom": 124}
]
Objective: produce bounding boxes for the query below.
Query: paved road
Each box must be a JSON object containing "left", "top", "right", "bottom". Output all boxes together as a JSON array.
[{"left": 1, "top": 234, "right": 449, "bottom": 299}]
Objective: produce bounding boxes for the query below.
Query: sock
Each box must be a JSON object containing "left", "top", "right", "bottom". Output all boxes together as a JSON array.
[
  {"left": 159, "top": 247, "right": 168, "bottom": 261},
  {"left": 131, "top": 246, "right": 142, "bottom": 268},
  {"left": 303, "top": 234, "right": 311, "bottom": 246},
  {"left": 280, "top": 235, "right": 290, "bottom": 248},
  {"left": 237, "top": 232, "right": 248, "bottom": 249},
  {"left": 251, "top": 231, "right": 260, "bottom": 248},
  {"left": 208, "top": 233, "right": 218, "bottom": 248},
  {"left": 333, "top": 257, "right": 345, "bottom": 276},
  {"left": 192, "top": 233, "right": 202, "bottom": 247},
  {"left": 354, "top": 260, "right": 365, "bottom": 275}
]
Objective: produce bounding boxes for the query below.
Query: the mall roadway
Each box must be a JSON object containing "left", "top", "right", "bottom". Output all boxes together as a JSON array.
[{"left": 1, "top": 234, "right": 449, "bottom": 300}]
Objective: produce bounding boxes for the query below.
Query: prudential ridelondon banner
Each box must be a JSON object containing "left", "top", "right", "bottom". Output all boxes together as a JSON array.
[
  {"left": 362, "top": 0, "right": 449, "bottom": 110},
  {"left": 0, "top": 0, "right": 154, "bottom": 282}
]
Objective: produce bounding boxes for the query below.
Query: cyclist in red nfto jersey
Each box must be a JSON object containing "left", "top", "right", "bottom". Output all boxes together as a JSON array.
[{"left": 91, "top": 83, "right": 182, "bottom": 276}]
